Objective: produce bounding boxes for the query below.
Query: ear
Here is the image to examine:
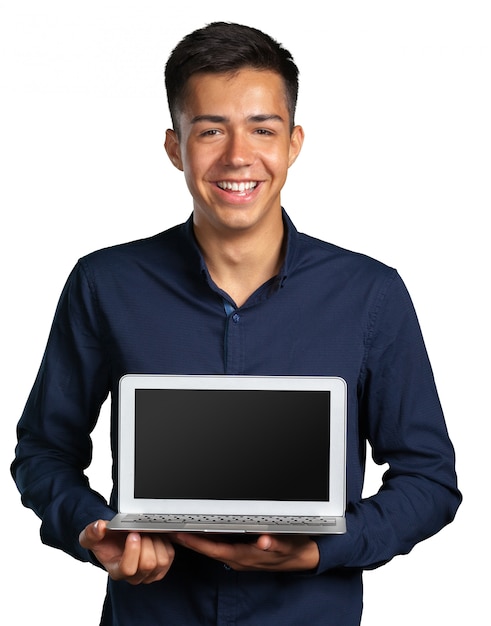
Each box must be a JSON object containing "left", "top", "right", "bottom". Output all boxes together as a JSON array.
[
  {"left": 164, "top": 129, "right": 184, "bottom": 171},
  {"left": 288, "top": 125, "right": 305, "bottom": 168}
]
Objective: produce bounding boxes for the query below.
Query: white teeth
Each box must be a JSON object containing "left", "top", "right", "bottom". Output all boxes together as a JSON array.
[{"left": 217, "top": 181, "right": 257, "bottom": 192}]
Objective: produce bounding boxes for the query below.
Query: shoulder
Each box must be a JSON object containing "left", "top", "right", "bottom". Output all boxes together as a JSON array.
[
  {"left": 79, "top": 224, "right": 185, "bottom": 268},
  {"left": 72, "top": 222, "right": 198, "bottom": 287},
  {"left": 66, "top": 223, "right": 195, "bottom": 298},
  {"left": 294, "top": 230, "right": 398, "bottom": 284}
]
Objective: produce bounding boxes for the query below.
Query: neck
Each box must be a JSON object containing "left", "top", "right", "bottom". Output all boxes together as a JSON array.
[{"left": 193, "top": 215, "right": 285, "bottom": 308}]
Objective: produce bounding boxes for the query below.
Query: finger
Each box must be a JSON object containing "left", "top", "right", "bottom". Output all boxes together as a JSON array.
[
  {"left": 121, "top": 535, "right": 175, "bottom": 585},
  {"left": 172, "top": 533, "right": 267, "bottom": 569},
  {"left": 254, "top": 534, "right": 309, "bottom": 554},
  {"left": 254, "top": 534, "right": 274, "bottom": 551},
  {"left": 115, "top": 532, "right": 144, "bottom": 581},
  {"left": 141, "top": 536, "right": 175, "bottom": 583},
  {"left": 172, "top": 533, "right": 231, "bottom": 560},
  {"left": 135, "top": 534, "right": 165, "bottom": 581}
]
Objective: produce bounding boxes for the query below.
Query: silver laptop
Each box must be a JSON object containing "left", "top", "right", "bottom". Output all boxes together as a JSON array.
[{"left": 108, "top": 374, "right": 347, "bottom": 535}]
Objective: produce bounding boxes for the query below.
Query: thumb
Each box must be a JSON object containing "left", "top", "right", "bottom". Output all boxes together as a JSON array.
[{"left": 79, "top": 519, "right": 107, "bottom": 548}]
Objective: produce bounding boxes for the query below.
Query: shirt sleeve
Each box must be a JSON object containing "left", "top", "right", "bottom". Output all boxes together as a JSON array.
[
  {"left": 314, "top": 271, "right": 462, "bottom": 572},
  {"left": 11, "top": 262, "right": 115, "bottom": 562}
]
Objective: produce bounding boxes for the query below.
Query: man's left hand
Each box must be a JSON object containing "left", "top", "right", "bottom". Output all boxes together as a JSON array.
[{"left": 170, "top": 533, "right": 319, "bottom": 572}]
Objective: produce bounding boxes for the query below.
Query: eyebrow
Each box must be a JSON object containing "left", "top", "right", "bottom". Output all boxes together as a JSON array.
[{"left": 190, "top": 114, "right": 285, "bottom": 125}]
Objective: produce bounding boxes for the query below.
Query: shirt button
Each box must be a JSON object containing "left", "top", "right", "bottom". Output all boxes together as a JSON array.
[
  {"left": 232, "top": 313, "right": 240, "bottom": 323},
  {"left": 223, "top": 563, "right": 231, "bottom": 571}
]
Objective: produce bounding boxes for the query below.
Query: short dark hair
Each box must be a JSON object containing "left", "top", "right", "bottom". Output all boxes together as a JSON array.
[{"left": 165, "top": 22, "right": 299, "bottom": 136}]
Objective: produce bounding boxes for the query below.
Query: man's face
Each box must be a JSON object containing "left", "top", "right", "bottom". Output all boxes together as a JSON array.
[{"left": 165, "top": 69, "right": 304, "bottom": 237}]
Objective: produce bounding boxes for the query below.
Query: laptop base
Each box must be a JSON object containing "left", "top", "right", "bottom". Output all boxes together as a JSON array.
[{"left": 107, "top": 513, "right": 347, "bottom": 535}]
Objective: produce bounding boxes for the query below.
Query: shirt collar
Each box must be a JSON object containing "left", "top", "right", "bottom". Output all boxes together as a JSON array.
[
  {"left": 180, "top": 208, "right": 299, "bottom": 300},
  {"left": 278, "top": 208, "right": 299, "bottom": 286}
]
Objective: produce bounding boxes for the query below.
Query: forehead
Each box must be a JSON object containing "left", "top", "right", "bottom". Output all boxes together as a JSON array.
[{"left": 181, "top": 69, "right": 289, "bottom": 117}]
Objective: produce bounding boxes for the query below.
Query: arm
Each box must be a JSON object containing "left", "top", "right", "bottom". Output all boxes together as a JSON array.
[
  {"left": 314, "top": 271, "right": 462, "bottom": 572},
  {"left": 11, "top": 262, "right": 115, "bottom": 562}
]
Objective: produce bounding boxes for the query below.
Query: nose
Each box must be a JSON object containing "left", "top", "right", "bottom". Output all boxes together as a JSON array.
[{"left": 222, "top": 131, "right": 254, "bottom": 168}]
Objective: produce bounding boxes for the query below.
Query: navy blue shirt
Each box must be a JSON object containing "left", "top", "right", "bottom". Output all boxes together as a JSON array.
[{"left": 12, "top": 211, "right": 461, "bottom": 625}]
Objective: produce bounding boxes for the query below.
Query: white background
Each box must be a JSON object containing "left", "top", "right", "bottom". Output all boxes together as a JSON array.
[{"left": 1, "top": 1, "right": 489, "bottom": 623}]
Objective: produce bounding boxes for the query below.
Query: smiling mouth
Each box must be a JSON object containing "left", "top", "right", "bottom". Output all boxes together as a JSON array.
[{"left": 216, "top": 181, "right": 258, "bottom": 192}]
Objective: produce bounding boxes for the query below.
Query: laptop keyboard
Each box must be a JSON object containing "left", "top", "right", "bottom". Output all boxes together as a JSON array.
[{"left": 121, "top": 514, "right": 336, "bottom": 526}]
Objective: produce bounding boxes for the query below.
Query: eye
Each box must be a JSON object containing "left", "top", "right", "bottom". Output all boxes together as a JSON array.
[
  {"left": 255, "top": 128, "right": 274, "bottom": 136},
  {"left": 200, "top": 129, "right": 221, "bottom": 137}
]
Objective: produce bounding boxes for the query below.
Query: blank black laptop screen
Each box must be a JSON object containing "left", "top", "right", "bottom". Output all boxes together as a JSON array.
[{"left": 134, "top": 389, "right": 330, "bottom": 501}]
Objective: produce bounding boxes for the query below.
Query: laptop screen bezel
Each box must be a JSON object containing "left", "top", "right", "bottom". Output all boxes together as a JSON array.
[{"left": 117, "top": 374, "right": 347, "bottom": 517}]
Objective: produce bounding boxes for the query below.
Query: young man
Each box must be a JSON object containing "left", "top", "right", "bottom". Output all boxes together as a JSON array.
[{"left": 12, "top": 22, "right": 461, "bottom": 625}]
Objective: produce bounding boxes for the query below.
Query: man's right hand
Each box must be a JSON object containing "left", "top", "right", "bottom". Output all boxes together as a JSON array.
[{"left": 79, "top": 519, "right": 175, "bottom": 585}]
